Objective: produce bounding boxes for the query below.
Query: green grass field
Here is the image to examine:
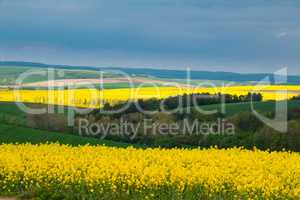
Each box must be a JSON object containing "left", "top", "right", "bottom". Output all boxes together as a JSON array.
[
  {"left": 1, "top": 100, "right": 300, "bottom": 123},
  {"left": 0, "top": 66, "right": 164, "bottom": 90},
  {"left": 197, "top": 100, "right": 300, "bottom": 116},
  {"left": 0, "top": 123, "right": 133, "bottom": 147},
  {"left": 0, "top": 100, "right": 299, "bottom": 148},
  {"left": 0, "top": 102, "right": 72, "bottom": 127},
  {"left": 0, "top": 66, "right": 118, "bottom": 85},
  {"left": 0, "top": 102, "right": 138, "bottom": 147},
  {"left": 0, "top": 102, "right": 28, "bottom": 116},
  {"left": 0, "top": 67, "right": 37, "bottom": 85}
]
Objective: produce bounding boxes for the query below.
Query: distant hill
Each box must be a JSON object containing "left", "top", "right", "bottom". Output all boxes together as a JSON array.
[{"left": 1, "top": 61, "right": 300, "bottom": 84}]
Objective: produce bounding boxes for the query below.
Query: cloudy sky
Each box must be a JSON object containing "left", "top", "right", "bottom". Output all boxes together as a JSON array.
[{"left": 0, "top": 0, "right": 300, "bottom": 74}]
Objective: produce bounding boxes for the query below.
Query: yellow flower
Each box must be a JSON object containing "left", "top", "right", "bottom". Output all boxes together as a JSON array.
[
  {"left": 0, "top": 85, "right": 299, "bottom": 108},
  {"left": 0, "top": 144, "right": 299, "bottom": 199}
]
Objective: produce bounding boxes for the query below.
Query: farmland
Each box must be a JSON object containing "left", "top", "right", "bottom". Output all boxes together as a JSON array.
[
  {"left": 0, "top": 85, "right": 300, "bottom": 108},
  {"left": 0, "top": 66, "right": 119, "bottom": 86},
  {"left": 0, "top": 83, "right": 300, "bottom": 200},
  {"left": 2, "top": 0, "right": 300, "bottom": 198},
  {"left": 1, "top": 100, "right": 300, "bottom": 132},
  {"left": 0, "top": 144, "right": 300, "bottom": 199},
  {"left": 197, "top": 99, "right": 300, "bottom": 117},
  {"left": 0, "top": 123, "right": 132, "bottom": 147},
  {"left": 1, "top": 65, "right": 300, "bottom": 199}
]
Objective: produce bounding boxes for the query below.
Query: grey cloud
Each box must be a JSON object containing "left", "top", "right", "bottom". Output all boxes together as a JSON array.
[{"left": 0, "top": 0, "right": 300, "bottom": 74}]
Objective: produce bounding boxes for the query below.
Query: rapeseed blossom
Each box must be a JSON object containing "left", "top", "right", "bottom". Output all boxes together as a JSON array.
[
  {"left": 0, "top": 144, "right": 299, "bottom": 199},
  {"left": 0, "top": 85, "right": 299, "bottom": 108}
]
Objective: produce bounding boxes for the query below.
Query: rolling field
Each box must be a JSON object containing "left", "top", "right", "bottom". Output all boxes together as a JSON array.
[
  {"left": 0, "top": 144, "right": 299, "bottom": 199},
  {"left": 0, "top": 123, "right": 132, "bottom": 147},
  {"left": 1, "top": 76, "right": 300, "bottom": 199},
  {"left": 0, "top": 67, "right": 44, "bottom": 85},
  {"left": 0, "top": 66, "right": 119, "bottom": 86},
  {"left": 198, "top": 99, "right": 300, "bottom": 116},
  {"left": 1, "top": 100, "right": 300, "bottom": 122},
  {"left": 2, "top": 1, "right": 300, "bottom": 199},
  {"left": 0, "top": 85, "right": 300, "bottom": 108},
  {"left": 0, "top": 102, "right": 72, "bottom": 128},
  {"left": 0, "top": 102, "right": 27, "bottom": 117}
]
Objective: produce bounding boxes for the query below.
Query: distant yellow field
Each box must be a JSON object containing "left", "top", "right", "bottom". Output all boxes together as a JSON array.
[{"left": 0, "top": 85, "right": 299, "bottom": 108}]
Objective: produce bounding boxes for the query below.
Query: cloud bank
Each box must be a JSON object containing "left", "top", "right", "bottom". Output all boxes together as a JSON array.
[{"left": 0, "top": 0, "right": 300, "bottom": 74}]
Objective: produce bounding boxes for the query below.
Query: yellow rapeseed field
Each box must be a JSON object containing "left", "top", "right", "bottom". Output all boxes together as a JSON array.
[
  {"left": 0, "top": 85, "right": 299, "bottom": 108},
  {"left": 0, "top": 144, "right": 299, "bottom": 199}
]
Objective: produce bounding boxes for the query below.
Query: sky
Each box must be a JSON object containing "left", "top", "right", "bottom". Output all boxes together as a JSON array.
[{"left": 0, "top": 0, "right": 300, "bottom": 74}]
